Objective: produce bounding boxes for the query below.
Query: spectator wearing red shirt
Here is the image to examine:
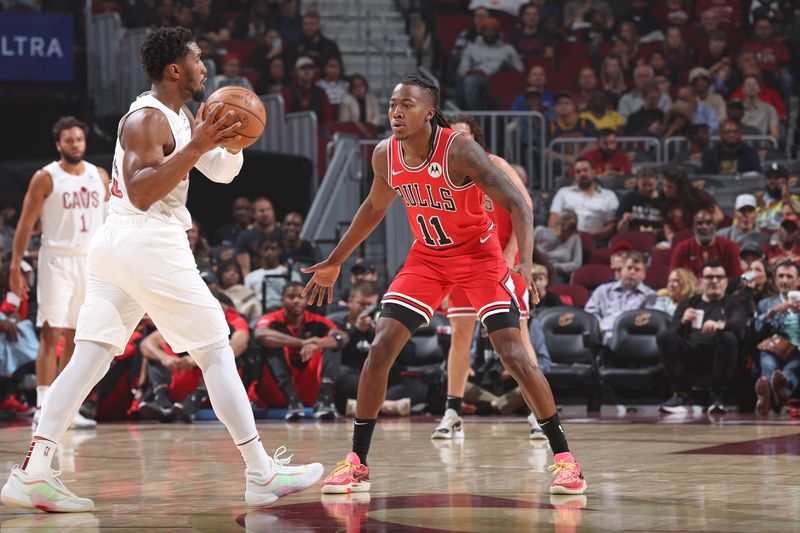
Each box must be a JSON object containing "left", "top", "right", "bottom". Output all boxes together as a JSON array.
[
  {"left": 509, "top": 3, "right": 555, "bottom": 58},
  {"left": 654, "top": 0, "right": 693, "bottom": 28},
  {"left": 764, "top": 215, "right": 800, "bottom": 267},
  {"left": 695, "top": 0, "right": 742, "bottom": 28},
  {"left": 254, "top": 282, "right": 348, "bottom": 420},
  {"left": 671, "top": 208, "right": 743, "bottom": 278},
  {"left": 742, "top": 16, "right": 793, "bottom": 99},
  {"left": 582, "top": 129, "right": 632, "bottom": 177}
]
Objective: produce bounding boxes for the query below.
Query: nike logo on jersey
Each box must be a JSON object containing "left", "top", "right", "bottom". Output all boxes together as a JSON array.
[
  {"left": 480, "top": 234, "right": 491, "bottom": 244},
  {"left": 392, "top": 170, "right": 403, "bottom": 175}
]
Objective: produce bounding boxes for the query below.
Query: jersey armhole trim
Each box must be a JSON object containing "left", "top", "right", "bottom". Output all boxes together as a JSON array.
[
  {"left": 443, "top": 132, "right": 475, "bottom": 191},
  {"left": 118, "top": 106, "right": 177, "bottom": 158}
]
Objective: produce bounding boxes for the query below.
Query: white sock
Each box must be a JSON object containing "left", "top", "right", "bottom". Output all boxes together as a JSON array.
[
  {"left": 236, "top": 436, "right": 271, "bottom": 476},
  {"left": 36, "top": 386, "right": 50, "bottom": 409},
  {"left": 22, "top": 439, "right": 57, "bottom": 475}
]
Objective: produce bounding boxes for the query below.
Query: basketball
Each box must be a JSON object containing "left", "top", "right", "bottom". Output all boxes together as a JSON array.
[{"left": 202, "top": 86, "right": 266, "bottom": 150}]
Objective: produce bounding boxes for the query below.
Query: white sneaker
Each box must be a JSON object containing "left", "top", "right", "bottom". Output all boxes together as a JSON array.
[
  {"left": 31, "top": 409, "right": 40, "bottom": 431},
  {"left": 345, "top": 399, "right": 357, "bottom": 417},
  {"left": 244, "top": 446, "right": 323, "bottom": 506},
  {"left": 70, "top": 412, "right": 97, "bottom": 430},
  {"left": 528, "top": 414, "right": 547, "bottom": 440},
  {"left": 431, "top": 408, "right": 463, "bottom": 440},
  {"left": 1, "top": 466, "right": 94, "bottom": 512}
]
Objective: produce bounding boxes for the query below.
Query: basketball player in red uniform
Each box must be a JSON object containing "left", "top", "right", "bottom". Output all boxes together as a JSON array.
[
  {"left": 304, "top": 76, "right": 586, "bottom": 495},
  {"left": 432, "top": 115, "right": 547, "bottom": 441}
]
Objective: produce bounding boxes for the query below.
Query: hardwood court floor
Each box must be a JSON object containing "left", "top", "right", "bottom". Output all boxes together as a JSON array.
[{"left": 1, "top": 413, "right": 799, "bottom": 532}]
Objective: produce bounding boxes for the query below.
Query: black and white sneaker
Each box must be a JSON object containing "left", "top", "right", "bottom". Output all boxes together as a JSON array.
[
  {"left": 285, "top": 401, "right": 306, "bottom": 421},
  {"left": 431, "top": 408, "right": 463, "bottom": 440},
  {"left": 528, "top": 413, "right": 547, "bottom": 440},
  {"left": 707, "top": 395, "right": 727, "bottom": 414},
  {"left": 659, "top": 393, "right": 689, "bottom": 414},
  {"left": 313, "top": 398, "right": 337, "bottom": 420},
  {"left": 174, "top": 390, "right": 205, "bottom": 423}
]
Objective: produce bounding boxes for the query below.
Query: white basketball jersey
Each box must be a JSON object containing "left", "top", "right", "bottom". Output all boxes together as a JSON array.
[
  {"left": 40, "top": 160, "right": 106, "bottom": 254},
  {"left": 109, "top": 92, "right": 193, "bottom": 230}
]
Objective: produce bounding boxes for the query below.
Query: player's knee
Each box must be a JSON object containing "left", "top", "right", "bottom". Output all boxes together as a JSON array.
[
  {"left": 492, "top": 336, "right": 529, "bottom": 376},
  {"left": 366, "top": 336, "right": 396, "bottom": 371},
  {"left": 40, "top": 326, "right": 64, "bottom": 347}
]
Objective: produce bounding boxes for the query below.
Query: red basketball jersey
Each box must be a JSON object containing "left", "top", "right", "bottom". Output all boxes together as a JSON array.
[
  {"left": 388, "top": 127, "right": 491, "bottom": 252},
  {"left": 483, "top": 154, "right": 513, "bottom": 249}
]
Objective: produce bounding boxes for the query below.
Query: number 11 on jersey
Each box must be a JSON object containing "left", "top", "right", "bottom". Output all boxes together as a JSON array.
[{"left": 416, "top": 215, "right": 453, "bottom": 247}]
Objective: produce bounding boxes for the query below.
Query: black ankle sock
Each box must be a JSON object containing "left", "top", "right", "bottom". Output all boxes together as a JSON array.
[
  {"left": 446, "top": 396, "right": 462, "bottom": 415},
  {"left": 537, "top": 412, "right": 569, "bottom": 454},
  {"left": 352, "top": 418, "right": 377, "bottom": 465},
  {"left": 319, "top": 380, "right": 335, "bottom": 401}
]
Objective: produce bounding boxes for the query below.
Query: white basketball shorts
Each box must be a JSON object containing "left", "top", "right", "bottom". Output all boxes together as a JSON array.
[
  {"left": 36, "top": 248, "right": 88, "bottom": 329},
  {"left": 74, "top": 215, "right": 229, "bottom": 355}
]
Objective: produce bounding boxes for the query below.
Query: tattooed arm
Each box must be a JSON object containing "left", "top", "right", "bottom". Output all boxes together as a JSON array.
[{"left": 447, "top": 135, "right": 538, "bottom": 301}]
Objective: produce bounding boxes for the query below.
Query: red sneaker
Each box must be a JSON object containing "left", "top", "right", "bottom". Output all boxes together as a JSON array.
[
  {"left": 0, "top": 395, "right": 34, "bottom": 416},
  {"left": 549, "top": 452, "right": 587, "bottom": 495},
  {"left": 320, "top": 452, "right": 370, "bottom": 494}
]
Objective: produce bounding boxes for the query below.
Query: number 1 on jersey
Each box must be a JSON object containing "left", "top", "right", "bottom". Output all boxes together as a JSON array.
[{"left": 416, "top": 215, "right": 453, "bottom": 247}]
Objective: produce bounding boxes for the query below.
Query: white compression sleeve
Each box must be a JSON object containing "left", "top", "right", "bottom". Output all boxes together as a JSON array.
[{"left": 194, "top": 147, "right": 244, "bottom": 184}]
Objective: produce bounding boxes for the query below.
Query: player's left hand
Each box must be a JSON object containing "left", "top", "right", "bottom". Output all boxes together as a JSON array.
[
  {"left": 301, "top": 260, "right": 342, "bottom": 306},
  {"left": 513, "top": 261, "right": 539, "bottom": 305}
]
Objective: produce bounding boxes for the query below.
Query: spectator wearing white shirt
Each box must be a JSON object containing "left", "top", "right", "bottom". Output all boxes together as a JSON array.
[
  {"left": 740, "top": 75, "right": 780, "bottom": 139},
  {"left": 548, "top": 157, "right": 619, "bottom": 239},
  {"left": 244, "top": 237, "right": 301, "bottom": 312}
]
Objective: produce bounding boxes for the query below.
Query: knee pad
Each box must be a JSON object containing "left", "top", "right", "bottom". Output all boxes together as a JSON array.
[{"left": 189, "top": 339, "right": 233, "bottom": 370}]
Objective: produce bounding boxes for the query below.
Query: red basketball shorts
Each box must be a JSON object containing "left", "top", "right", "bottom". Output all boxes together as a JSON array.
[
  {"left": 382, "top": 236, "right": 518, "bottom": 330},
  {"left": 447, "top": 271, "right": 529, "bottom": 320}
]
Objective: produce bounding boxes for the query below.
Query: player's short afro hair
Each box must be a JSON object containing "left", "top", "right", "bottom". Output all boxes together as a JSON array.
[{"left": 140, "top": 27, "right": 195, "bottom": 81}]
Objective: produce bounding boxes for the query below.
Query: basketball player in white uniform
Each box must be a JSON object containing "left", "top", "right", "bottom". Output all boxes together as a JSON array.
[
  {"left": 1, "top": 27, "right": 322, "bottom": 513},
  {"left": 9, "top": 116, "right": 108, "bottom": 431}
]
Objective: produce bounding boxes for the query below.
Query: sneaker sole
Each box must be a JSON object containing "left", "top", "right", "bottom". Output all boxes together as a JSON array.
[
  {"left": 659, "top": 406, "right": 689, "bottom": 415},
  {"left": 550, "top": 479, "right": 587, "bottom": 495},
  {"left": 1, "top": 482, "right": 94, "bottom": 512},
  {"left": 245, "top": 491, "right": 279, "bottom": 506},
  {"left": 530, "top": 431, "right": 548, "bottom": 441},
  {"left": 320, "top": 481, "right": 371, "bottom": 494},
  {"left": 431, "top": 425, "right": 464, "bottom": 440}
]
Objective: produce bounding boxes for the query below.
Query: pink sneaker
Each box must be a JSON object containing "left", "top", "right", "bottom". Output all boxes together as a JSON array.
[
  {"left": 320, "top": 452, "right": 370, "bottom": 494},
  {"left": 549, "top": 452, "right": 587, "bottom": 495}
]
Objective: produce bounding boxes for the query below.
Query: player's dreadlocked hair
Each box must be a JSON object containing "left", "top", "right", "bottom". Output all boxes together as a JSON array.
[
  {"left": 400, "top": 76, "right": 450, "bottom": 129},
  {"left": 446, "top": 114, "right": 486, "bottom": 149},
  {"left": 140, "top": 27, "right": 195, "bottom": 82}
]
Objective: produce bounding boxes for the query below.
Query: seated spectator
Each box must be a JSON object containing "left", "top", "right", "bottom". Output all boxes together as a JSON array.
[
  {"left": 661, "top": 101, "right": 693, "bottom": 139},
  {"left": 580, "top": 90, "right": 624, "bottom": 133},
  {"left": 188, "top": 219, "right": 211, "bottom": 272},
  {"left": 191, "top": 0, "right": 229, "bottom": 43},
  {"left": 0, "top": 311, "right": 38, "bottom": 388},
  {"left": 338, "top": 74, "right": 382, "bottom": 130},
  {"left": 232, "top": 0, "right": 273, "bottom": 40},
  {"left": 548, "top": 157, "right": 619, "bottom": 239},
  {"left": 754, "top": 260, "right": 800, "bottom": 415},
  {"left": 654, "top": 0, "right": 692, "bottom": 28},
  {"left": 316, "top": 56, "right": 349, "bottom": 107},
  {"left": 212, "top": 54, "right": 254, "bottom": 93},
  {"left": 676, "top": 85, "right": 719, "bottom": 133},
  {"left": 197, "top": 33, "right": 220, "bottom": 74},
  {"left": 764, "top": 215, "right": 800, "bottom": 267},
  {"left": 337, "top": 261, "right": 379, "bottom": 306},
  {"left": 618, "top": 65, "right": 672, "bottom": 120},
  {"left": 615, "top": 21, "right": 642, "bottom": 60},
  {"left": 691, "top": 8, "right": 727, "bottom": 54},
  {"left": 661, "top": 26, "right": 695, "bottom": 85},
  {"left": 253, "top": 29, "right": 285, "bottom": 78},
  {"left": 648, "top": 50, "right": 670, "bottom": 80},
  {"left": 674, "top": 124, "right": 711, "bottom": 166},
  {"left": 689, "top": 67, "right": 727, "bottom": 122},
  {"left": 739, "top": 257, "right": 778, "bottom": 313},
  {"left": 609, "top": 241, "right": 633, "bottom": 280},
  {"left": 280, "top": 211, "right": 316, "bottom": 265},
  {"left": 574, "top": 67, "right": 598, "bottom": 112},
  {"left": 671, "top": 208, "right": 743, "bottom": 278},
  {"left": 729, "top": 62, "right": 787, "bottom": 122},
  {"left": 236, "top": 196, "right": 282, "bottom": 275},
  {"left": 256, "top": 56, "right": 288, "bottom": 95},
  {"left": 457, "top": 17, "right": 524, "bottom": 110},
  {"left": 742, "top": 15, "right": 792, "bottom": 100},
  {"left": 546, "top": 93, "right": 597, "bottom": 167},
  {"left": 449, "top": 6, "right": 489, "bottom": 79},
  {"left": 213, "top": 196, "right": 252, "bottom": 247},
  {"left": 599, "top": 56, "right": 628, "bottom": 107},
  {"left": 646, "top": 267, "right": 701, "bottom": 316},
  {"left": 695, "top": 0, "right": 741, "bottom": 28},
  {"left": 700, "top": 31, "right": 734, "bottom": 90},
  {"left": 563, "top": 0, "right": 614, "bottom": 33},
  {"left": 757, "top": 163, "right": 800, "bottom": 232},
  {"left": 581, "top": 128, "right": 632, "bottom": 177},
  {"left": 535, "top": 208, "right": 582, "bottom": 280},
  {"left": 716, "top": 194, "right": 770, "bottom": 248},
  {"left": 510, "top": 65, "right": 555, "bottom": 114},
  {"left": 616, "top": 167, "right": 664, "bottom": 233},
  {"left": 331, "top": 281, "right": 423, "bottom": 417},
  {"left": 287, "top": 10, "right": 342, "bottom": 70},
  {"left": 585, "top": 251, "right": 654, "bottom": 341},
  {"left": 254, "top": 282, "right": 348, "bottom": 420},
  {"left": 283, "top": 56, "right": 335, "bottom": 124},
  {"left": 737, "top": 76, "right": 780, "bottom": 139},
  {"left": 625, "top": 82, "right": 666, "bottom": 137},
  {"left": 244, "top": 236, "right": 302, "bottom": 311},
  {"left": 700, "top": 120, "right": 761, "bottom": 175},
  {"left": 218, "top": 259, "right": 262, "bottom": 324},
  {"left": 531, "top": 264, "right": 564, "bottom": 307},
  {"left": 622, "top": 0, "right": 665, "bottom": 42},
  {"left": 278, "top": 0, "right": 302, "bottom": 44},
  {"left": 726, "top": 100, "right": 761, "bottom": 136},
  {"left": 579, "top": 9, "right": 613, "bottom": 48},
  {"left": 509, "top": 3, "right": 555, "bottom": 58},
  {"left": 612, "top": 39, "right": 636, "bottom": 79},
  {"left": 656, "top": 260, "right": 747, "bottom": 414}
]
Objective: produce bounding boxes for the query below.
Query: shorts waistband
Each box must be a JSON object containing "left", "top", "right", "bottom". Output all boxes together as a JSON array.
[
  {"left": 40, "top": 245, "right": 88, "bottom": 257},
  {"left": 105, "top": 214, "right": 184, "bottom": 230}
]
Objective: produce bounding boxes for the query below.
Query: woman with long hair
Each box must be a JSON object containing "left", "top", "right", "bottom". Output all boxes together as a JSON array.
[
  {"left": 599, "top": 55, "right": 627, "bottom": 107},
  {"left": 660, "top": 168, "right": 723, "bottom": 242},
  {"left": 217, "top": 259, "right": 262, "bottom": 324}
]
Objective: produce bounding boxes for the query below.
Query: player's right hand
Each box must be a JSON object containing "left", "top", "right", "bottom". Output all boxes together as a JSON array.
[
  {"left": 191, "top": 102, "right": 242, "bottom": 153},
  {"left": 9, "top": 269, "right": 29, "bottom": 301},
  {"left": 301, "top": 260, "right": 341, "bottom": 306}
]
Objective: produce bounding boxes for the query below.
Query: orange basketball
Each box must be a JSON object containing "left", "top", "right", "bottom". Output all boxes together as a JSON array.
[{"left": 202, "top": 86, "right": 266, "bottom": 150}]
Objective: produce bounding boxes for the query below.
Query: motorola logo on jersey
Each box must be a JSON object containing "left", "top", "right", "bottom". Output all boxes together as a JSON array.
[
  {"left": 393, "top": 184, "right": 457, "bottom": 212},
  {"left": 428, "top": 163, "right": 442, "bottom": 178}
]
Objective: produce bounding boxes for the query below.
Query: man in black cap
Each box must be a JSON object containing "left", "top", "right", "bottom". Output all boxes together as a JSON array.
[
  {"left": 757, "top": 163, "right": 799, "bottom": 231},
  {"left": 336, "top": 262, "right": 378, "bottom": 305}
]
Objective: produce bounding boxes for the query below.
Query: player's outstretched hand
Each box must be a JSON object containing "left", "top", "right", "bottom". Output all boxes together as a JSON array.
[
  {"left": 513, "top": 261, "right": 539, "bottom": 305},
  {"left": 301, "top": 260, "right": 341, "bottom": 307},
  {"left": 8, "top": 268, "right": 29, "bottom": 301},
  {"left": 192, "top": 102, "right": 242, "bottom": 153}
]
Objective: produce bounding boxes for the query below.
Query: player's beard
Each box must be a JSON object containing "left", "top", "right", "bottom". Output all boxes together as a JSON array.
[
  {"left": 62, "top": 152, "right": 83, "bottom": 165},
  {"left": 192, "top": 87, "right": 205, "bottom": 102}
]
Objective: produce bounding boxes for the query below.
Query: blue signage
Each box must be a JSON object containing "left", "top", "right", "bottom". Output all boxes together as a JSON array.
[{"left": 0, "top": 13, "right": 74, "bottom": 82}]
